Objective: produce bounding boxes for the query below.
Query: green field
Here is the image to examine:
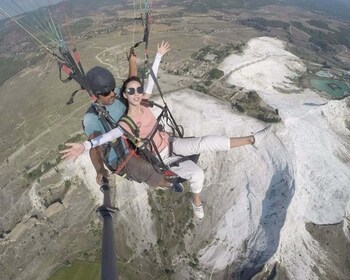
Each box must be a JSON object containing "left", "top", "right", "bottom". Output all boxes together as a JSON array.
[{"left": 49, "top": 261, "right": 100, "bottom": 280}]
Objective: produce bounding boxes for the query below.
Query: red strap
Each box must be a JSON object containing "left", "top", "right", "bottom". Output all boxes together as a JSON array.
[
  {"left": 73, "top": 49, "right": 81, "bottom": 64},
  {"left": 61, "top": 64, "right": 72, "bottom": 75},
  {"left": 114, "top": 149, "right": 137, "bottom": 175}
]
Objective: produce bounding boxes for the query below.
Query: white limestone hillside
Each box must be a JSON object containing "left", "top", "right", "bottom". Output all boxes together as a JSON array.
[
  {"left": 1, "top": 36, "right": 349, "bottom": 280},
  {"left": 215, "top": 37, "right": 350, "bottom": 279},
  {"left": 219, "top": 37, "right": 350, "bottom": 224},
  {"left": 63, "top": 37, "right": 350, "bottom": 279}
]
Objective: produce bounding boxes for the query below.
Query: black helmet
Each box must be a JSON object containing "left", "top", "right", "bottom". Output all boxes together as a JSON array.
[{"left": 86, "top": 66, "right": 116, "bottom": 95}]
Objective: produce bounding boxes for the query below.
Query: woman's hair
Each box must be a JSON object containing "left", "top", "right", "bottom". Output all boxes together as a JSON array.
[
  {"left": 120, "top": 76, "right": 142, "bottom": 94},
  {"left": 119, "top": 76, "right": 142, "bottom": 108}
]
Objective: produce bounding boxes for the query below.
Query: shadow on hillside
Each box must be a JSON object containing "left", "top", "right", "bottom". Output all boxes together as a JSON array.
[
  {"left": 303, "top": 102, "right": 327, "bottom": 106},
  {"left": 233, "top": 164, "right": 295, "bottom": 280}
]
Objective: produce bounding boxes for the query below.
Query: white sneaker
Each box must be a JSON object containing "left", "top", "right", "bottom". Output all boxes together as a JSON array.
[
  {"left": 191, "top": 200, "right": 204, "bottom": 219},
  {"left": 252, "top": 125, "right": 272, "bottom": 148}
]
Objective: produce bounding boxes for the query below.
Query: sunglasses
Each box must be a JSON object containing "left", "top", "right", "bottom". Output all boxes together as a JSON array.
[
  {"left": 126, "top": 86, "right": 144, "bottom": 95},
  {"left": 99, "top": 90, "right": 114, "bottom": 97}
]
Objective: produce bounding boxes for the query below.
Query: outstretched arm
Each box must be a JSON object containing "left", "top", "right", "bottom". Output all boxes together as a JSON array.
[
  {"left": 60, "top": 131, "right": 111, "bottom": 185},
  {"left": 60, "top": 126, "right": 124, "bottom": 160},
  {"left": 143, "top": 41, "right": 171, "bottom": 99}
]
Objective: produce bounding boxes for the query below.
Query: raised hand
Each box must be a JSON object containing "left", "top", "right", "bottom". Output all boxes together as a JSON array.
[
  {"left": 157, "top": 41, "right": 171, "bottom": 56},
  {"left": 125, "top": 47, "right": 137, "bottom": 63}
]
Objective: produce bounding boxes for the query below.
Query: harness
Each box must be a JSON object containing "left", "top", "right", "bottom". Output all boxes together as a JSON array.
[
  {"left": 83, "top": 103, "right": 131, "bottom": 173},
  {"left": 118, "top": 108, "right": 168, "bottom": 174},
  {"left": 83, "top": 98, "right": 172, "bottom": 178},
  {"left": 118, "top": 100, "right": 200, "bottom": 178}
]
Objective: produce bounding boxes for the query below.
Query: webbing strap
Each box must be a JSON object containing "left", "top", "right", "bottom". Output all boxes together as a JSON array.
[
  {"left": 114, "top": 149, "right": 137, "bottom": 174},
  {"left": 147, "top": 65, "right": 184, "bottom": 138},
  {"left": 119, "top": 116, "right": 140, "bottom": 138},
  {"left": 89, "top": 103, "right": 131, "bottom": 172},
  {"left": 58, "top": 62, "right": 73, "bottom": 83},
  {"left": 118, "top": 109, "right": 168, "bottom": 172},
  {"left": 66, "top": 88, "right": 82, "bottom": 105},
  {"left": 59, "top": 47, "right": 91, "bottom": 95}
]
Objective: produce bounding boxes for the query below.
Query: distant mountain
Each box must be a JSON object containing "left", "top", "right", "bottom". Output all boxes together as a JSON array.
[
  {"left": 168, "top": 0, "right": 350, "bottom": 20},
  {"left": 288, "top": 0, "right": 350, "bottom": 20}
]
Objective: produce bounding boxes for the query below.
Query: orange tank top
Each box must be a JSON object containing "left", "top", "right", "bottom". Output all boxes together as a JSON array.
[{"left": 120, "top": 106, "right": 169, "bottom": 153}]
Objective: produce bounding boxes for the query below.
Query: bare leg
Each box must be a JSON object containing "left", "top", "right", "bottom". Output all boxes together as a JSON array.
[
  {"left": 193, "top": 192, "right": 201, "bottom": 207},
  {"left": 230, "top": 136, "right": 254, "bottom": 148}
]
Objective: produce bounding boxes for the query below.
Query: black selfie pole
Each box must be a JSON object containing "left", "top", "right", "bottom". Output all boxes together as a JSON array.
[{"left": 97, "top": 177, "right": 119, "bottom": 280}]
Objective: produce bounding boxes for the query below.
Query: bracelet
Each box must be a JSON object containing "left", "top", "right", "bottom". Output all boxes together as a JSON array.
[
  {"left": 88, "top": 139, "right": 94, "bottom": 148},
  {"left": 83, "top": 140, "right": 93, "bottom": 151}
]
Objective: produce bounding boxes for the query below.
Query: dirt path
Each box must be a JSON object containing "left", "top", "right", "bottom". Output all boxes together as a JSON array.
[
  {"left": 95, "top": 42, "right": 132, "bottom": 78},
  {"left": 219, "top": 54, "right": 269, "bottom": 81},
  {"left": 7, "top": 103, "right": 87, "bottom": 163}
]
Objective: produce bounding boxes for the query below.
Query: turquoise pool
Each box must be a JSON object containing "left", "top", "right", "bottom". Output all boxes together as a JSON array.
[{"left": 310, "top": 79, "right": 349, "bottom": 98}]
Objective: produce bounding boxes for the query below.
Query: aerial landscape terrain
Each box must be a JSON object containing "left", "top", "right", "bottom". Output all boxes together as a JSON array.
[{"left": 0, "top": 0, "right": 349, "bottom": 279}]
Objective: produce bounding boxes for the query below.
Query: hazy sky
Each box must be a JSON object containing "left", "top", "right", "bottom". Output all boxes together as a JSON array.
[{"left": 0, "top": 0, "right": 63, "bottom": 19}]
